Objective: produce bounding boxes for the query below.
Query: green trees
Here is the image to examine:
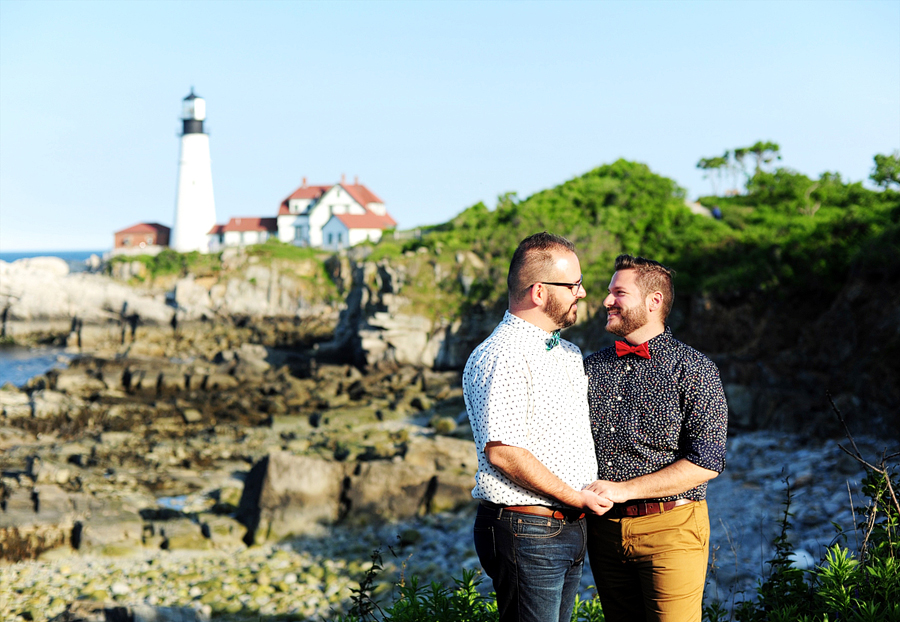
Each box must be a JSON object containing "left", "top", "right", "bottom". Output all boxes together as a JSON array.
[
  {"left": 698, "top": 142, "right": 781, "bottom": 197},
  {"left": 697, "top": 153, "right": 730, "bottom": 196},
  {"left": 870, "top": 151, "right": 900, "bottom": 188},
  {"left": 365, "top": 150, "right": 897, "bottom": 326},
  {"left": 746, "top": 140, "right": 782, "bottom": 174}
]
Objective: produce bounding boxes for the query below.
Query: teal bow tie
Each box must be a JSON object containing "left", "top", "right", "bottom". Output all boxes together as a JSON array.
[{"left": 546, "top": 330, "right": 561, "bottom": 351}]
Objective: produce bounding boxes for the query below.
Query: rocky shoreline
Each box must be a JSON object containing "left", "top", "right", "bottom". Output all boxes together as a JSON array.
[
  {"left": 1, "top": 350, "right": 894, "bottom": 621},
  {"left": 1, "top": 433, "right": 891, "bottom": 621},
  {"left": 1, "top": 256, "right": 897, "bottom": 621}
]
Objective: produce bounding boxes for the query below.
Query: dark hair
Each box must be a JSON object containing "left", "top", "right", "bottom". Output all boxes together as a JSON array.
[
  {"left": 614, "top": 254, "right": 676, "bottom": 320},
  {"left": 508, "top": 232, "right": 576, "bottom": 302}
]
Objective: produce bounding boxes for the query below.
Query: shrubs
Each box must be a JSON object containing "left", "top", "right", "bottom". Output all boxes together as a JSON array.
[
  {"left": 717, "top": 467, "right": 900, "bottom": 622},
  {"left": 337, "top": 550, "right": 605, "bottom": 622},
  {"left": 108, "top": 248, "right": 222, "bottom": 280}
]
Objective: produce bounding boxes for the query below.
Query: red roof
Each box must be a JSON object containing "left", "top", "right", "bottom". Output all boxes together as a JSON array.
[
  {"left": 208, "top": 224, "right": 225, "bottom": 234},
  {"left": 278, "top": 184, "right": 331, "bottom": 215},
  {"left": 278, "top": 181, "right": 385, "bottom": 215},
  {"left": 115, "top": 222, "right": 170, "bottom": 235},
  {"left": 215, "top": 217, "right": 278, "bottom": 233},
  {"left": 343, "top": 184, "right": 384, "bottom": 207},
  {"left": 332, "top": 211, "right": 397, "bottom": 230}
]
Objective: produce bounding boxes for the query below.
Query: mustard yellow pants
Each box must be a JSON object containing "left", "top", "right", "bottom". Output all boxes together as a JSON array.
[{"left": 586, "top": 500, "right": 710, "bottom": 622}]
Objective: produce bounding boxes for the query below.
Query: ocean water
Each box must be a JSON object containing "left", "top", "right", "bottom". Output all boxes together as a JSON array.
[
  {"left": 1, "top": 251, "right": 94, "bottom": 386},
  {"left": 0, "top": 346, "right": 72, "bottom": 388},
  {"left": 0, "top": 250, "right": 106, "bottom": 273}
]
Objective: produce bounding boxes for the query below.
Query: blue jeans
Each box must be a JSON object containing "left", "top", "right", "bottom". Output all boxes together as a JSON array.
[{"left": 474, "top": 503, "right": 588, "bottom": 622}]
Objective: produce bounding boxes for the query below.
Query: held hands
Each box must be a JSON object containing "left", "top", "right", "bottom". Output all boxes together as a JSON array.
[
  {"left": 585, "top": 480, "right": 631, "bottom": 505},
  {"left": 577, "top": 489, "right": 614, "bottom": 516}
]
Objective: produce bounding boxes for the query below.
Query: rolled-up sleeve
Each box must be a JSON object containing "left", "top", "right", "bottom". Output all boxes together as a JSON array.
[{"left": 680, "top": 358, "right": 728, "bottom": 473}]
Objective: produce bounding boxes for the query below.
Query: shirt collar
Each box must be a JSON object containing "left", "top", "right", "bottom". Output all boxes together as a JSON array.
[
  {"left": 502, "top": 311, "right": 559, "bottom": 349},
  {"left": 643, "top": 326, "right": 673, "bottom": 356}
]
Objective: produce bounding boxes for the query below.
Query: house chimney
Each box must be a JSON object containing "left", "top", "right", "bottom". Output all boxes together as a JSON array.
[
  {"left": 354, "top": 175, "right": 359, "bottom": 185},
  {"left": 302, "top": 176, "right": 307, "bottom": 188},
  {"left": 341, "top": 173, "right": 346, "bottom": 184}
]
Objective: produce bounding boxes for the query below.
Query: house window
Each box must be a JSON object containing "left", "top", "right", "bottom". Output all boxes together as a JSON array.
[
  {"left": 328, "top": 233, "right": 333, "bottom": 244},
  {"left": 337, "top": 232, "right": 343, "bottom": 244}
]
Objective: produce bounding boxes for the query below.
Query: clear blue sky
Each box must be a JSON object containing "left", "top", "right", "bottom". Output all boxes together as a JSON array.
[{"left": 1, "top": 0, "right": 898, "bottom": 252}]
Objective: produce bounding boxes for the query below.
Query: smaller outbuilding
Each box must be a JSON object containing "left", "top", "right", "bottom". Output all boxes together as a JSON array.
[
  {"left": 112, "top": 223, "right": 171, "bottom": 256},
  {"left": 321, "top": 211, "right": 397, "bottom": 250}
]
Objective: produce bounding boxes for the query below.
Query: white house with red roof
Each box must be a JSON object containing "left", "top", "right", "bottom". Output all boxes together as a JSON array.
[
  {"left": 208, "top": 217, "right": 277, "bottom": 252},
  {"left": 277, "top": 176, "right": 395, "bottom": 248}
]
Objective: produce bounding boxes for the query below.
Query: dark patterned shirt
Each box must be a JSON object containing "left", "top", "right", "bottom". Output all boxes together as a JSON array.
[{"left": 583, "top": 327, "right": 728, "bottom": 502}]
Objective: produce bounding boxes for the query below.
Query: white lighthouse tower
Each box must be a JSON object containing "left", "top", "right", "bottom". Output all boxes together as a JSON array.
[{"left": 172, "top": 89, "right": 216, "bottom": 253}]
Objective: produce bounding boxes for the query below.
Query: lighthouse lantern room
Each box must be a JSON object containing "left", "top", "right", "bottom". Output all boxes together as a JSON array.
[{"left": 172, "top": 89, "right": 216, "bottom": 253}]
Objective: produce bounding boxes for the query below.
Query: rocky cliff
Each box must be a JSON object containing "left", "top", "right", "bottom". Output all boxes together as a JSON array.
[
  {"left": 3, "top": 245, "right": 897, "bottom": 438},
  {"left": 1, "top": 254, "right": 340, "bottom": 349},
  {"left": 309, "top": 248, "right": 900, "bottom": 438}
]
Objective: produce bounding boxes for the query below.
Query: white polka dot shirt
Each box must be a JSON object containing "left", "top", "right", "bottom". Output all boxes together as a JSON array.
[{"left": 464, "top": 311, "right": 599, "bottom": 507}]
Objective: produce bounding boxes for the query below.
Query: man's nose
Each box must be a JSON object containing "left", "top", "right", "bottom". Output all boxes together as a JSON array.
[{"left": 603, "top": 293, "right": 614, "bottom": 307}]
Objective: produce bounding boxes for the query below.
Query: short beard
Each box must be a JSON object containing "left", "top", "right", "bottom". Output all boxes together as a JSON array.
[
  {"left": 605, "top": 304, "right": 648, "bottom": 337},
  {"left": 545, "top": 290, "right": 577, "bottom": 329}
]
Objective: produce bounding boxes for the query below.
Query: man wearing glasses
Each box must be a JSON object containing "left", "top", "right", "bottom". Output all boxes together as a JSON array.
[{"left": 464, "top": 232, "right": 612, "bottom": 622}]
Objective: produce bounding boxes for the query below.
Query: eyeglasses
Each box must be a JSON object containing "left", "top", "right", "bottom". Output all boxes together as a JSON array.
[{"left": 528, "top": 275, "right": 584, "bottom": 296}]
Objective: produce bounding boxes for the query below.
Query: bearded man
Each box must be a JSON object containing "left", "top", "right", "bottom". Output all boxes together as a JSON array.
[
  {"left": 465, "top": 232, "right": 611, "bottom": 622},
  {"left": 583, "top": 254, "right": 728, "bottom": 622}
]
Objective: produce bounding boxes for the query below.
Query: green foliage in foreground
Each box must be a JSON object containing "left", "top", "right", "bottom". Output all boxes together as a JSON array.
[
  {"left": 336, "top": 554, "right": 605, "bottom": 622},
  {"left": 719, "top": 468, "right": 900, "bottom": 622},
  {"left": 337, "top": 468, "right": 899, "bottom": 622}
]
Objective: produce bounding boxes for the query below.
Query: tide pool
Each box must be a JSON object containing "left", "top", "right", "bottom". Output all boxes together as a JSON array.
[{"left": 0, "top": 346, "right": 72, "bottom": 388}]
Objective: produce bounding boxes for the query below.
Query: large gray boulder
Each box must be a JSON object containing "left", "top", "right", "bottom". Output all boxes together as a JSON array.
[
  {"left": 237, "top": 452, "right": 345, "bottom": 543},
  {"left": 237, "top": 435, "right": 476, "bottom": 543}
]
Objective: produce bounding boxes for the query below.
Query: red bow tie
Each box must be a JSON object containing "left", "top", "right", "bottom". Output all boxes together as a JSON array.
[{"left": 616, "top": 341, "right": 650, "bottom": 359}]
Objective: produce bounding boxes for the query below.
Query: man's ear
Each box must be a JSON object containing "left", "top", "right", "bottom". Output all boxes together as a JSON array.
[
  {"left": 647, "top": 291, "right": 664, "bottom": 313},
  {"left": 530, "top": 283, "right": 546, "bottom": 307}
]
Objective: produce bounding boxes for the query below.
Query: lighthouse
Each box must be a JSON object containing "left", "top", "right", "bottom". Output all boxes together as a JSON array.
[{"left": 172, "top": 89, "right": 216, "bottom": 253}]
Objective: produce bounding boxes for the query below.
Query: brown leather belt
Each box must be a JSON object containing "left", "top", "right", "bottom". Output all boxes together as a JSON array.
[
  {"left": 480, "top": 500, "right": 585, "bottom": 522},
  {"left": 611, "top": 498, "right": 695, "bottom": 518}
]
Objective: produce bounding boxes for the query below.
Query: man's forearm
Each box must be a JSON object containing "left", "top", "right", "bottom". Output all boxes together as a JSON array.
[
  {"left": 587, "top": 459, "right": 719, "bottom": 503},
  {"left": 486, "top": 442, "right": 583, "bottom": 506},
  {"left": 485, "top": 442, "right": 611, "bottom": 514}
]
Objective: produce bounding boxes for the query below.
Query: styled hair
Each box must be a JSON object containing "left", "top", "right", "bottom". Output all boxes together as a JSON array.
[
  {"left": 508, "top": 232, "right": 576, "bottom": 302},
  {"left": 614, "top": 254, "right": 676, "bottom": 320}
]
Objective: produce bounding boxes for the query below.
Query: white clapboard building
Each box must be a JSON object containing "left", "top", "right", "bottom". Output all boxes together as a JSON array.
[{"left": 276, "top": 176, "right": 396, "bottom": 249}]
